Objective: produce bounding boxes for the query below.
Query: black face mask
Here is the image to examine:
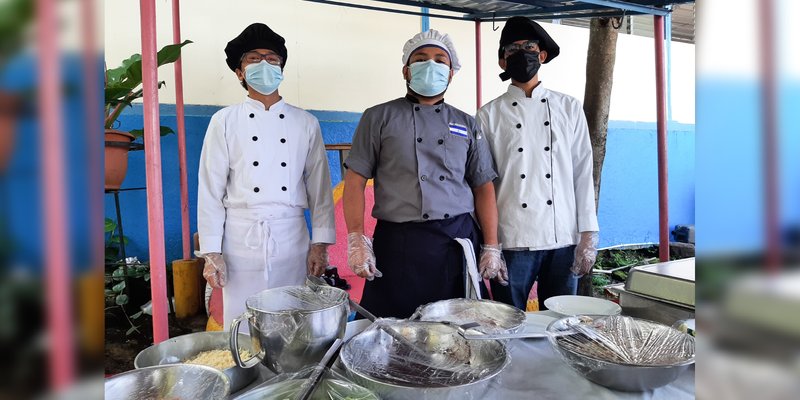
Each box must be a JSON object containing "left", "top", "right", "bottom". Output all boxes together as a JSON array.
[{"left": 499, "top": 51, "right": 541, "bottom": 82}]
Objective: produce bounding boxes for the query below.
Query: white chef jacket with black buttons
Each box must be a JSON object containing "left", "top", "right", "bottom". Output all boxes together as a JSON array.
[
  {"left": 477, "top": 84, "right": 598, "bottom": 250},
  {"left": 197, "top": 96, "right": 335, "bottom": 328},
  {"left": 345, "top": 96, "right": 497, "bottom": 222}
]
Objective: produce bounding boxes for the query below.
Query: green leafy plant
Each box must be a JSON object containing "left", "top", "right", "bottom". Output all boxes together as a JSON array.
[
  {"left": 104, "top": 217, "right": 129, "bottom": 263},
  {"left": 105, "top": 263, "right": 150, "bottom": 336},
  {"left": 104, "top": 40, "right": 192, "bottom": 139}
]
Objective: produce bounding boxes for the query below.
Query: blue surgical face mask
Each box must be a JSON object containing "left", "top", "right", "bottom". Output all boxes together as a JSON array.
[
  {"left": 408, "top": 60, "right": 451, "bottom": 97},
  {"left": 244, "top": 60, "right": 283, "bottom": 95}
]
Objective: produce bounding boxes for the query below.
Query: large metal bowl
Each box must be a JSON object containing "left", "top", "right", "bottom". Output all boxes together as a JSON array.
[
  {"left": 412, "top": 298, "right": 525, "bottom": 334},
  {"left": 341, "top": 320, "right": 508, "bottom": 400},
  {"left": 547, "top": 315, "right": 695, "bottom": 392},
  {"left": 105, "top": 364, "right": 230, "bottom": 400},
  {"left": 234, "top": 378, "right": 379, "bottom": 400},
  {"left": 134, "top": 331, "right": 258, "bottom": 393}
]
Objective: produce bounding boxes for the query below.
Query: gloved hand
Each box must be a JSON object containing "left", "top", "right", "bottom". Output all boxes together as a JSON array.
[
  {"left": 571, "top": 232, "right": 599, "bottom": 277},
  {"left": 480, "top": 244, "right": 509, "bottom": 286},
  {"left": 197, "top": 251, "right": 227, "bottom": 288},
  {"left": 346, "top": 232, "right": 382, "bottom": 281},
  {"left": 307, "top": 243, "right": 330, "bottom": 277}
]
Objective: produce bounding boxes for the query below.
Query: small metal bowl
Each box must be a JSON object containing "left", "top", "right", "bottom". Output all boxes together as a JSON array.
[
  {"left": 547, "top": 315, "right": 695, "bottom": 392},
  {"left": 105, "top": 364, "right": 229, "bottom": 400},
  {"left": 412, "top": 298, "right": 526, "bottom": 334},
  {"left": 135, "top": 331, "right": 259, "bottom": 393}
]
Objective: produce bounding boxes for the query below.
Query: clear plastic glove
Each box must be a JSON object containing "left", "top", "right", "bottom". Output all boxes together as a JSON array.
[
  {"left": 197, "top": 251, "right": 227, "bottom": 288},
  {"left": 571, "top": 232, "right": 599, "bottom": 277},
  {"left": 346, "top": 232, "right": 382, "bottom": 281},
  {"left": 307, "top": 243, "right": 330, "bottom": 277},
  {"left": 479, "top": 244, "right": 508, "bottom": 286}
]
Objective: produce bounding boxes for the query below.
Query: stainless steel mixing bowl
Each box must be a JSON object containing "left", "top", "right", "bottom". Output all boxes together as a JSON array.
[{"left": 104, "top": 364, "right": 229, "bottom": 400}]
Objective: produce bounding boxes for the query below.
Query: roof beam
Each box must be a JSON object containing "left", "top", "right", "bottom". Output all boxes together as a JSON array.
[
  {"left": 468, "top": 3, "right": 599, "bottom": 19},
  {"left": 574, "top": 0, "right": 670, "bottom": 16},
  {"left": 304, "top": 0, "right": 469, "bottom": 20}
]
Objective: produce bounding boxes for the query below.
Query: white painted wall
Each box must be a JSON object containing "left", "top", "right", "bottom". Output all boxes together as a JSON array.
[{"left": 104, "top": 0, "right": 695, "bottom": 123}]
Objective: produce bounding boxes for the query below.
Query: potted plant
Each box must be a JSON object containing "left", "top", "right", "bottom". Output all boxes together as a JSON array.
[{"left": 104, "top": 40, "right": 191, "bottom": 190}]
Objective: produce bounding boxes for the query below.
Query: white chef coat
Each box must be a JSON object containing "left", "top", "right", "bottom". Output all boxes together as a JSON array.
[
  {"left": 197, "top": 96, "right": 336, "bottom": 328},
  {"left": 477, "top": 84, "right": 598, "bottom": 251}
]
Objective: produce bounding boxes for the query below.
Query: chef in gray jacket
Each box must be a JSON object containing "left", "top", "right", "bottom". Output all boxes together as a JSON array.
[{"left": 342, "top": 30, "right": 507, "bottom": 318}]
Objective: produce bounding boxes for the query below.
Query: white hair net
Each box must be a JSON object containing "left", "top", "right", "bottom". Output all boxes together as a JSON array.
[{"left": 401, "top": 29, "right": 461, "bottom": 73}]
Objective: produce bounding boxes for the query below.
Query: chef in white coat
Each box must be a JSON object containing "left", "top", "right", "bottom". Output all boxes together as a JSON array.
[
  {"left": 476, "top": 17, "right": 599, "bottom": 311},
  {"left": 197, "top": 23, "right": 335, "bottom": 329}
]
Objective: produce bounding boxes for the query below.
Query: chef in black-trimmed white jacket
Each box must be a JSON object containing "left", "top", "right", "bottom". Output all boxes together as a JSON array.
[
  {"left": 477, "top": 17, "right": 599, "bottom": 311},
  {"left": 197, "top": 23, "right": 335, "bottom": 329}
]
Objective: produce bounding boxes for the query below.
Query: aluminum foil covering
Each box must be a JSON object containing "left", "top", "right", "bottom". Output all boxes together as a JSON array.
[
  {"left": 340, "top": 319, "right": 509, "bottom": 388},
  {"left": 234, "top": 366, "right": 378, "bottom": 400},
  {"left": 547, "top": 315, "right": 696, "bottom": 366}
]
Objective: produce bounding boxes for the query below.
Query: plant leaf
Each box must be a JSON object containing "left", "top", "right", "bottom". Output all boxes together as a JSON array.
[
  {"left": 105, "top": 218, "right": 117, "bottom": 233},
  {"left": 111, "top": 267, "right": 125, "bottom": 280},
  {"left": 131, "top": 311, "right": 143, "bottom": 319},
  {"left": 115, "top": 294, "right": 129, "bottom": 306},
  {"left": 156, "top": 40, "right": 193, "bottom": 66},
  {"left": 112, "top": 281, "right": 126, "bottom": 292},
  {"left": 129, "top": 125, "right": 175, "bottom": 139},
  {"left": 126, "top": 326, "right": 140, "bottom": 335}
]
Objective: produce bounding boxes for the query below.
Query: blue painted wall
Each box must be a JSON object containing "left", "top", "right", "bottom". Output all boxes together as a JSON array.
[{"left": 106, "top": 104, "right": 695, "bottom": 263}]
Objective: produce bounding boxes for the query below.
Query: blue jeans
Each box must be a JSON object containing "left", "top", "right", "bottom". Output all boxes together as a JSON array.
[{"left": 491, "top": 246, "right": 578, "bottom": 311}]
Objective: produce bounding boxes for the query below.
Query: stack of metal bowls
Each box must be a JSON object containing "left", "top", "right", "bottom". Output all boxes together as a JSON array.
[
  {"left": 547, "top": 315, "right": 696, "bottom": 391},
  {"left": 135, "top": 331, "right": 259, "bottom": 393},
  {"left": 104, "top": 364, "right": 230, "bottom": 400},
  {"left": 340, "top": 319, "right": 509, "bottom": 400}
]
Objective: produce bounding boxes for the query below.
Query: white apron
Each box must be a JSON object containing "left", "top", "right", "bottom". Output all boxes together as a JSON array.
[{"left": 221, "top": 207, "right": 309, "bottom": 330}]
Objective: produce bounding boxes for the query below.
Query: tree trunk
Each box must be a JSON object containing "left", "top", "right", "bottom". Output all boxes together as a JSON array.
[{"left": 578, "top": 17, "right": 620, "bottom": 297}]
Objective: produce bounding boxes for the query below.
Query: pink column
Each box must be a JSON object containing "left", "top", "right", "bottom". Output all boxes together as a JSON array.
[
  {"left": 140, "top": 0, "right": 170, "bottom": 343},
  {"left": 475, "top": 20, "right": 482, "bottom": 110},
  {"left": 654, "top": 15, "right": 670, "bottom": 262},
  {"left": 38, "top": 0, "right": 75, "bottom": 388},
  {"left": 172, "top": 0, "right": 191, "bottom": 260},
  {"left": 760, "top": 0, "right": 780, "bottom": 271}
]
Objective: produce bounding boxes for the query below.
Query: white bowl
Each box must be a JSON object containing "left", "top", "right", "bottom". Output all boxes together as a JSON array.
[{"left": 544, "top": 295, "right": 622, "bottom": 316}]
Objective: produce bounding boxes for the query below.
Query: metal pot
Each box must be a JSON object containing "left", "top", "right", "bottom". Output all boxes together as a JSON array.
[
  {"left": 230, "top": 285, "right": 349, "bottom": 374},
  {"left": 340, "top": 320, "right": 509, "bottom": 400},
  {"left": 134, "top": 331, "right": 258, "bottom": 393},
  {"left": 105, "top": 364, "right": 229, "bottom": 400}
]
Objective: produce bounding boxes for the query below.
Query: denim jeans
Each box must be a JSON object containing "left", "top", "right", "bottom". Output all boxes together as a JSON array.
[{"left": 490, "top": 246, "right": 578, "bottom": 311}]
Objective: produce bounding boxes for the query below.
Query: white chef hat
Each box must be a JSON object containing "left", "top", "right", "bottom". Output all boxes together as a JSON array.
[{"left": 401, "top": 29, "right": 461, "bottom": 73}]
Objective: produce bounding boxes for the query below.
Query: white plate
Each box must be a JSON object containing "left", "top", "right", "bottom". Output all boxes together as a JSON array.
[
  {"left": 520, "top": 312, "right": 557, "bottom": 338},
  {"left": 543, "top": 295, "right": 622, "bottom": 317}
]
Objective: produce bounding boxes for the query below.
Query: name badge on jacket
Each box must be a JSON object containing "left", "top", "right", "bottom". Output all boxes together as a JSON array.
[{"left": 448, "top": 122, "right": 468, "bottom": 138}]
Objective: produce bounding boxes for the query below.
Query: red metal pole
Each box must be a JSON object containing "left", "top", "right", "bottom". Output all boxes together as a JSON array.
[
  {"left": 760, "top": 0, "right": 780, "bottom": 272},
  {"left": 38, "top": 0, "right": 75, "bottom": 388},
  {"left": 140, "top": 0, "right": 170, "bottom": 343},
  {"left": 475, "top": 20, "right": 482, "bottom": 110},
  {"left": 172, "top": 0, "right": 191, "bottom": 260},
  {"left": 654, "top": 15, "right": 670, "bottom": 262}
]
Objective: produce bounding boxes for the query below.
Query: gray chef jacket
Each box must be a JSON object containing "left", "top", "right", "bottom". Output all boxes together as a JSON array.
[{"left": 345, "top": 95, "right": 497, "bottom": 223}]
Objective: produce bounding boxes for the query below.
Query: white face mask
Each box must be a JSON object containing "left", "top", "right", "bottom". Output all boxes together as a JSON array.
[
  {"left": 408, "top": 60, "right": 450, "bottom": 97},
  {"left": 245, "top": 61, "right": 283, "bottom": 95}
]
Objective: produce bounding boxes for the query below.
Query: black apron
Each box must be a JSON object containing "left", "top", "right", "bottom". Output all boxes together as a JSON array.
[{"left": 359, "top": 213, "right": 481, "bottom": 318}]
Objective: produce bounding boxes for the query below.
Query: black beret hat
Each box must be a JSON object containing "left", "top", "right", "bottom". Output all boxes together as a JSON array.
[
  {"left": 498, "top": 17, "right": 560, "bottom": 63},
  {"left": 224, "top": 23, "right": 288, "bottom": 71}
]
